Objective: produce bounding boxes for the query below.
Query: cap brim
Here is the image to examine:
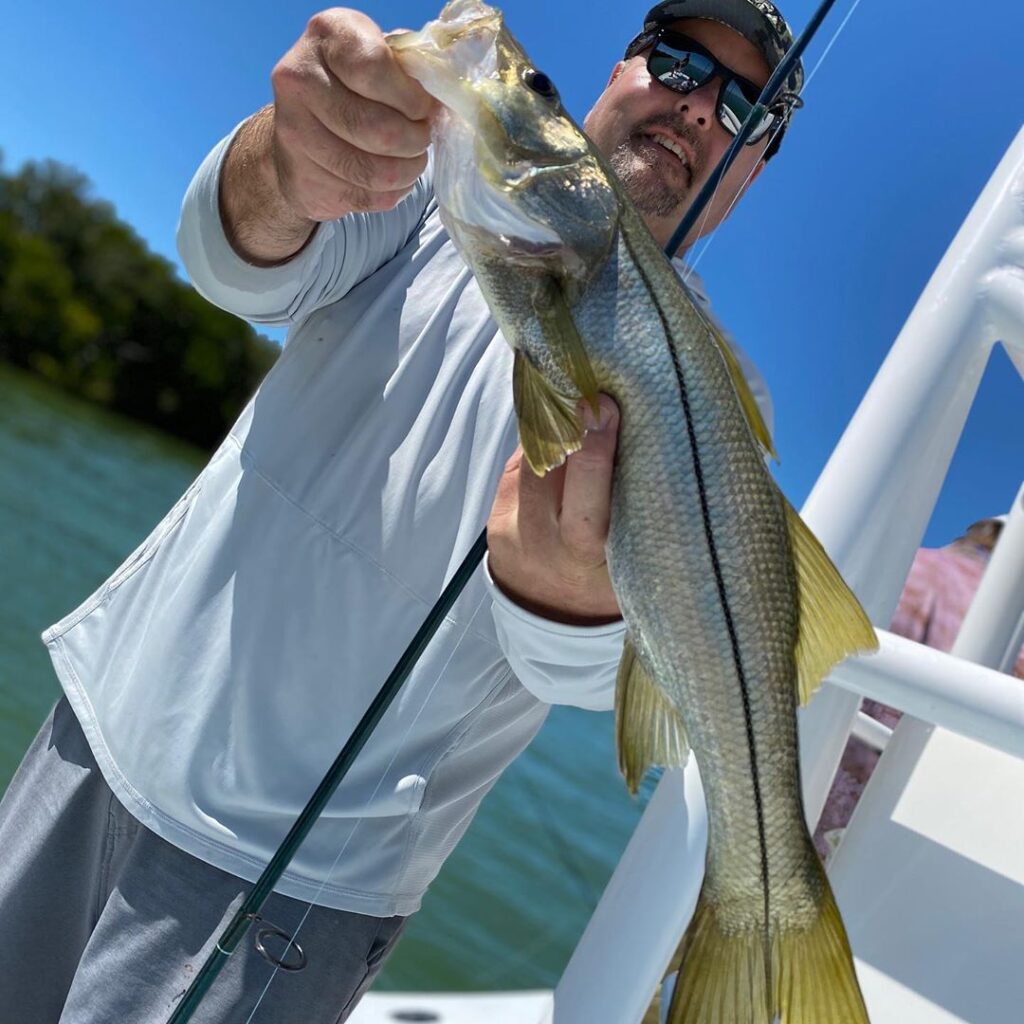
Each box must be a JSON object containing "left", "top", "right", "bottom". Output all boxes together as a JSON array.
[{"left": 629, "top": 0, "right": 803, "bottom": 93}]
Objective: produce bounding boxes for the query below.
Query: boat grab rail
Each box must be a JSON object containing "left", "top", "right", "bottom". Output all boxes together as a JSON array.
[{"left": 832, "top": 630, "right": 1024, "bottom": 760}]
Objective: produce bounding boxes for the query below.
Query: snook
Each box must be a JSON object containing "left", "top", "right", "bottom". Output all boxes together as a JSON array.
[{"left": 391, "top": 4, "right": 878, "bottom": 1022}]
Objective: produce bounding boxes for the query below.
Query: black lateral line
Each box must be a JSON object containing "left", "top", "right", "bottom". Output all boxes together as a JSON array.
[{"left": 625, "top": 237, "right": 773, "bottom": 998}]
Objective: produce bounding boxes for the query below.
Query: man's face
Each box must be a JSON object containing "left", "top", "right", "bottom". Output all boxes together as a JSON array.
[{"left": 584, "top": 18, "right": 773, "bottom": 253}]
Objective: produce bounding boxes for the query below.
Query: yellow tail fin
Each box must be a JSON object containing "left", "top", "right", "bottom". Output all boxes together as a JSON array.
[{"left": 665, "top": 873, "right": 869, "bottom": 1024}]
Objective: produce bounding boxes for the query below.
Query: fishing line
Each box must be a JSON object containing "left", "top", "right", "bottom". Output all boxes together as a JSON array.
[
  {"left": 682, "top": 0, "right": 850, "bottom": 259},
  {"left": 682, "top": 0, "right": 866, "bottom": 281},
  {"left": 458, "top": 760, "right": 604, "bottom": 988},
  {"left": 470, "top": 911, "right": 580, "bottom": 988},
  {"left": 518, "top": 762, "right": 601, "bottom": 910},
  {"left": 803, "top": 0, "right": 864, "bottom": 89},
  {"left": 244, "top": 582, "right": 493, "bottom": 1022},
  {"left": 166, "top": 532, "right": 489, "bottom": 1024}
]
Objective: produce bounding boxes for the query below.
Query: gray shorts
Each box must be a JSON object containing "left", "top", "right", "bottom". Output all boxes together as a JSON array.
[{"left": 0, "top": 698, "right": 406, "bottom": 1023}]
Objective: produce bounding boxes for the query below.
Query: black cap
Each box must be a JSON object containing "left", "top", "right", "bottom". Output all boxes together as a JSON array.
[{"left": 625, "top": 1, "right": 803, "bottom": 92}]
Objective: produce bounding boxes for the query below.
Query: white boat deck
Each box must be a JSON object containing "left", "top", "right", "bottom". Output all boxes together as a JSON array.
[
  {"left": 350, "top": 990, "right": 553, "bottom": 1023},
  {"left": 836, "top": 726, "right": 1024, "bottom": 1024}
]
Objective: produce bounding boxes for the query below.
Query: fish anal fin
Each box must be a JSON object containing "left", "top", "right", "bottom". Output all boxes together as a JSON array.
[
  {"left": 615, "top": 636, "right": 689, "bottom": 795},
  {"left": 786, "top": 501, "right": 879, "bottom": 705},
  {"left": 512, "top": 349, "right": 583, "bottom": 475}
]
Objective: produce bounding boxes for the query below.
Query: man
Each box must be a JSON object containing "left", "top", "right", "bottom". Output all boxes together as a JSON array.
[{"left": 0, "top": 2, "right": 803, "bottom": 1020}]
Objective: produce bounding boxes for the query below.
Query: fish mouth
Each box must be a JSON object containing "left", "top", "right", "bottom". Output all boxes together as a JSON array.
[
  {"left": 390, "top": 0, "right": 617, "bottom": 279},
  {"left": 387, "top": 1, "right": 502, "bottom": 123}
]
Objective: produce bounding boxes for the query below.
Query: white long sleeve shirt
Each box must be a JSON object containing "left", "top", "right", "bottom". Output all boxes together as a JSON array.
[{"left": 42, "top": 124, "right": 773, "bottom": 916}]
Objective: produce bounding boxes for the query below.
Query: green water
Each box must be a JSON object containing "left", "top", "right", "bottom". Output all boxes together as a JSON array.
[{"left": 0, "top": 363, "right": 650, "bottom": 991}]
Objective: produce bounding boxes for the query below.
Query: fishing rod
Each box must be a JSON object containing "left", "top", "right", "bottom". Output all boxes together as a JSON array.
[
  {"left": 665, "top": 0, "right": 841, "bottom": 255},
  {"left": 165, "top": 3, "right": 841, "bottom": 1020}
]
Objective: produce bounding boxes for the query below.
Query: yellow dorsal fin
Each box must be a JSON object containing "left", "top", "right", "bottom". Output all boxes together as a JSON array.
[
  {"left": 691, "top": 300, "right": 777, "bottom": 461},
  {"left": 512, "top": 349, "right": 584, "bottom": 475},
  {"left": 785, "top": 501, "right": 879, "bottom": 705},
  {"left": 615, "top": 636, "right": 690, "bottom": 794},
  {"left": 531, "top": 276, "right": 600, "bottom": 417}
]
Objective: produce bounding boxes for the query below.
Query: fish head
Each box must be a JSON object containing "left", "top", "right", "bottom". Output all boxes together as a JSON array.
[{"left": 390, "top": 0, "right": 618, "bottom": 283}]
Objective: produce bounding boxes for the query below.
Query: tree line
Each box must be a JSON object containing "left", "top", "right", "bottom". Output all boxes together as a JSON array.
[{"left": 0, "top": 155, "right": 279, "bottom": 449}]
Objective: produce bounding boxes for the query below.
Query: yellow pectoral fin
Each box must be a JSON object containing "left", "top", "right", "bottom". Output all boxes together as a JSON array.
[
  {"left": 531, "top": 277, "right": 600, "bottom": 417},
  {"left": 512, "top": 349, "right": 584, "bottom": 475},
  {"left": 514, "top": 278, "right": 602, "bottom": 476},
  {"left": 785, "top": 501, "right": 879, "bottom": 705},
  {"left": 615, "top": 637, "right": 689, "bottom": 794}
]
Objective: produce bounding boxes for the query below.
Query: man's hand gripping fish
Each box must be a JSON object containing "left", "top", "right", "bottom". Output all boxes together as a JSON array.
[{"left": 390, "top": 4, "right": 878, "bottom": 1022}]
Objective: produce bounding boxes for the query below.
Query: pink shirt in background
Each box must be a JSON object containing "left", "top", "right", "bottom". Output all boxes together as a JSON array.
[
  {"left": 890, "top": 544, "right": 1024, "bottom": 673},
  {"left": 815, "top": 541, "right": 1024, "bottom": 858}
]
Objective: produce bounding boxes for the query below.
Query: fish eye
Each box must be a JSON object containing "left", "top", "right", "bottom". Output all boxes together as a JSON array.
[{"left": 523, "top": 68, "right": 559, "bottom": 102}]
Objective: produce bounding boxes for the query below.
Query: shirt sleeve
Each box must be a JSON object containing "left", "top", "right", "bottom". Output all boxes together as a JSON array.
[
  {"left": 483, "top": 553, "right": 625, "bottom": 712},
  {"left": 175, "top": 121, "right": 434, "bottom": 329}
]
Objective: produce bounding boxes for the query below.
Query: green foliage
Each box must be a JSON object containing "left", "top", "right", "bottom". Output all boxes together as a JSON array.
[{"left": 0, "top": 156, "right": 278, "bottom": 448}]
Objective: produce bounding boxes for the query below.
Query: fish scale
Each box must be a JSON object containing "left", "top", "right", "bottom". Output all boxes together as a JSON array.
[{"left": 583, "top": 216, "right": 818, "bottom": 935}]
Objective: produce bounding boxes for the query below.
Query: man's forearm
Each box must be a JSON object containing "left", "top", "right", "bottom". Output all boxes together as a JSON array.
[{"left": 218, "top": 105, "right": 318, "bottom": 267}]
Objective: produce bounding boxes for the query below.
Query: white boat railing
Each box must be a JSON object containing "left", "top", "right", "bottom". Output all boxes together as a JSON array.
[
  {"left": 550, "top": 127, "right": 1024, "bottom": 1024},
  {"left": 823, "top": 485, "right": 1023, "bottom": 1024},
  {"left": 850, "top": 710, "right": 892, "bottom": 751},
  {"left": 831, "top": 619, "right": 1024, "bottom": 762}
]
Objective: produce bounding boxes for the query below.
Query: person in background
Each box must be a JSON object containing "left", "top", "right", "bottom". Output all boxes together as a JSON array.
[{"left": 815, "top": 514, "right": 1022, "bottom": 858}]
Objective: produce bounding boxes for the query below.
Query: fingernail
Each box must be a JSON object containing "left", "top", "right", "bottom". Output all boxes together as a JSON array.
[{"left": 582, "top": 396, "right": 616, "bottom": 433}]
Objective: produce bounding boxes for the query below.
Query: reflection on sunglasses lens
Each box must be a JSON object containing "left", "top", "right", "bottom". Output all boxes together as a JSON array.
[
  {"left": 721, "top": 81, "right": 751, "bottom": 122},
  {"left": 720, "top": 80, "right": 773, "bottom": 140},
  {"left": 649, "top": 40, "right": 774, "bottom": 143}
]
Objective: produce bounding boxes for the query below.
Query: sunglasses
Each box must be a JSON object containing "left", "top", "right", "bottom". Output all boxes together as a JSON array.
[{"left": 643, "top": 30, "right": 786, "bottom": 145}]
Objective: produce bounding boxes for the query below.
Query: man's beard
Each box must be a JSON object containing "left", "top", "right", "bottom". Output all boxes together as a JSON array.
[{"left": 608, "top": 117, "right": 705, "bottom": 219}]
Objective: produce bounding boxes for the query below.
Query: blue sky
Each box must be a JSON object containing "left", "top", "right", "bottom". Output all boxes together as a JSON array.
[{"left": 4, "top": 0, "right": 1021, "bottom": 545}]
